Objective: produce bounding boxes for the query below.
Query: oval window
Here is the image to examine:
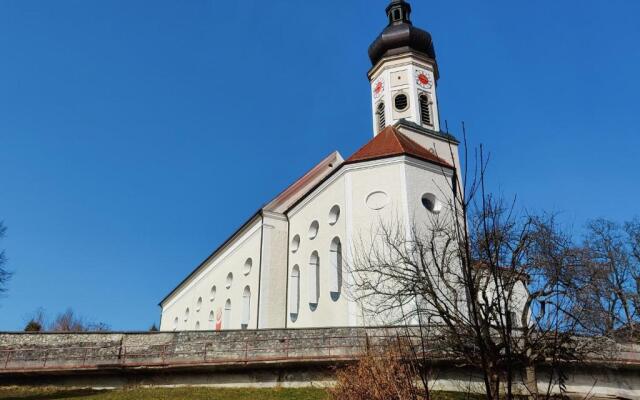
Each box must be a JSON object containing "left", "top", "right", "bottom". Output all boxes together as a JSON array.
[
  {"left": 226, "top": 272, "right": 233, "bottom": 289},
  {"left": 308, "top": 221, "right": 319, "bottom": 240},
  {"left": 243, "top": 258, "right": 252, "bottom": 275},
  {"left": 291, "top": 234, "right": 301, "bottom": 253},
  {"left": 196, "top": 297, "right": 203, "bottom": 312},
  {"left": 328, "top": 205, "right": 340, "bottom": 225},
  {"left": 421, "top": 193, "right": 442, "bottom": 214},
  {"left": 366, "top": 191, "right": 390, "bottom": 210},
  {"left": 210, "top": 285, "right": 217, "bottom": 301},
  {"left": 394, "top": 93, "right": 409, "bottom": 111}
]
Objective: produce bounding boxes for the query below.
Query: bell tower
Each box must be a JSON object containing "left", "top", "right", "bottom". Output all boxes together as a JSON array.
[{"left": 368, "top": 0, "right": 441, "bottom": 135}]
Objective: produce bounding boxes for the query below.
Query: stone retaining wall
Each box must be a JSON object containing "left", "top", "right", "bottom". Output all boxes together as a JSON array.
[{"left": 1, "top": 327, "right": 640, "bottom": 399}]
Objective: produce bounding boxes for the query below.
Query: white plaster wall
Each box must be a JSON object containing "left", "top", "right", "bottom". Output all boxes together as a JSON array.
[
  {"left": 286, "top": 158, "right": 411, "bottom": 328},
  {"left": 286, "top": 157, "right": 459, "bottom": 328},
  {"left": 348, "top": 160, "right": 408, "bottom": 326},
  {"left": 160, "top": 218, "right": 263, "bottom": 331},
  {"left": 400, "top": 126, "right": 461, "bottom": 178},
  {"left": 258, "top": 213, "right": 289, "bottom": 329},
  {"left": 286, "top": 172, "right": 349, "bottom": 328},
  {"left": 370, "top": 54, "right": 440, "bottom": 134}
]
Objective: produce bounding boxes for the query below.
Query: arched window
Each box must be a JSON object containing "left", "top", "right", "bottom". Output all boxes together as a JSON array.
[
  {"left": 208, "top": 310, "right": 215, "bottom": 322},
  {"left": 329, "top": 237, "right": 343, "bottom": 300},
  {"left": 184, "top": 307, "right": 190, "bottom": 322},
  {"left": 196, "top": 297, "right": 202, "bottom": 312},
  {"left": 242, "top": 286, "right": 251, "bottom": 329},
  {"left": 195, "top": 321, "right": 200, "bottom": 330},
  {"left": 290, "top": 265, "right": 300, "bottom": 318},
  {"left": 376, "top": 102, "right": 386, "bottom": 131},
  {"left": 173, "top": 317, "right": 179, "bottom": 331},
  {"left": 419, "top": 94, "right": 432, "bottom": 126},
  {"left": 223, "top": 299, "right": 232, "bottom": 329},
  {"left": 309, "top": 251, "right": 319, "bottom": 306}
]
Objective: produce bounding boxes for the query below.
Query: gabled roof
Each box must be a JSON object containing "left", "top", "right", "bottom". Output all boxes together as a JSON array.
[
  {"left": 346, "top": 125, "right": 452, "bottom": 168},
  {"left": 264, "top": 151, "right": 343, "bottom": 214}
]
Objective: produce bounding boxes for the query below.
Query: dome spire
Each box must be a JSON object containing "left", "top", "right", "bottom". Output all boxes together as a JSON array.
[
  {"left": 386, "top": 0, "right": 412, "bottom": 25},
  {"left": 367, "top": 0, "right": 442, "bottom": 135},
  {"left": 368, "top": 0, "right": 436, "bottom": 67}
]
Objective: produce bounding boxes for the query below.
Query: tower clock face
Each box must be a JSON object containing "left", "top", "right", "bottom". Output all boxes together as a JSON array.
[
  {"left": 373, "top": 79, "right": 384, "bottom": 99},
  {"left": 416, "top": 71, "right": 433, "bottom": 89}
]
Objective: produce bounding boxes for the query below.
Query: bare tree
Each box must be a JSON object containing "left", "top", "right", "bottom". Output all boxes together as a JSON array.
[
  {"left": 577, "top": 219, "right": 640, "bottom": 339},
  {"left": 48, "top": 308, "right": 110, "bottom": 332},
  {"left": 347, "top": 142, "right": 610, "bottom": 400},
  {"left": 0, "top": 222, "right": 11, "bottom": 297}
]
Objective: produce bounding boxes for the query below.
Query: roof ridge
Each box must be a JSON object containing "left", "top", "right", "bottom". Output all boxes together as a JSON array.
[{"left": 346, "top": 125, "right": 452, "bottom": 168}]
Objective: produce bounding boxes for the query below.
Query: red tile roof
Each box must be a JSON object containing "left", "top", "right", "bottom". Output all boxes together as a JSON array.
[{"left": 346, "top": 126, "right": 453, "bottom": 168}]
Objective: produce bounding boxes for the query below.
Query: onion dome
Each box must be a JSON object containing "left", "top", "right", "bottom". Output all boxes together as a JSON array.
[{"left": 368, "top": 0, "right": 436, "bottom": 67}]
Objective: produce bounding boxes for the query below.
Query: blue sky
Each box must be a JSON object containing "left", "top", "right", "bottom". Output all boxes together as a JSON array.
[{"left": 0, "top": 0, "right": 639, "bottom": 331}]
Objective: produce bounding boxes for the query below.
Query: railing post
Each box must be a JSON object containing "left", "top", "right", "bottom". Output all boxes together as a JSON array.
[
  {"left": 43, "top": 350, "right": 48, "bottom": 368},
  {"left": 82, "top": 348, "right": 88, "bottom": 367},
  {"left": 3, "top": 351, "right": 9, "bottom": 369},
  {"left": 161, "top": 344, "right": 166, "bottom": 365},
  {"left": 284, "top": 338, "right": 289, "bottom": 359},
  {"left": 244, "top": 341, "right": 248, "bottom": 363},
  {"left": 203, "top": 342, "right": 208, "bottom": 362}
]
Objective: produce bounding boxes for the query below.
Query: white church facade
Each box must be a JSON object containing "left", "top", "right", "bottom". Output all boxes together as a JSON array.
[{"left": 159, "top": 0, "right": 463, "bottom": 332}]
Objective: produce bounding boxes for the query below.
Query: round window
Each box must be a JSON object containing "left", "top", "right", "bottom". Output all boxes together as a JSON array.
[
  {"left": 291, "top": 234, "right": 301, "bottom": 253},
  {"left": 421, "top": 193, "right": 442, "bottom": 214},
  {"left": 366, "top": 191, "right": 390, "bottom": 210},
  {"left": 394, "top": 93, "right": 409, "bottom": 111}
]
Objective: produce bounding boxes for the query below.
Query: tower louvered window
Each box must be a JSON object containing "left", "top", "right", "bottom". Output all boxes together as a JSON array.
[
  {"left": 376, "top": 102, "right": 386, "bottom": 131},
  {"left": 420, "top": 95, "right": 432, "bottom": 126}
]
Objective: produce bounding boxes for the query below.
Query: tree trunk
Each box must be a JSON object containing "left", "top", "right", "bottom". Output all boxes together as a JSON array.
[{"left": 524, "top": 364, "right": 538, "bottom": 400}]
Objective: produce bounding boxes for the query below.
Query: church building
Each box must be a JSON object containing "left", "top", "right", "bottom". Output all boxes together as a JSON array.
[{"left": 159, "top": 0, "right": 461, "bottom": 331}]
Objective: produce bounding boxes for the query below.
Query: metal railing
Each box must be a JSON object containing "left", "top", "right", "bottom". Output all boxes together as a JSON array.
[{"left": 1, "top": 331, "right": 639, "bottom": 373}]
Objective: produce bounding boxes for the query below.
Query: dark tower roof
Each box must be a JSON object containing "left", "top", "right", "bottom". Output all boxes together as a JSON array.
[{"left": 368, "top": 0, "right": 437, "bottom": 69}]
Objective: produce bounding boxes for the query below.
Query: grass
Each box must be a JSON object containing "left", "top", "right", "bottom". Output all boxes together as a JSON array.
[{"left": 0, "top": 387, "right": 329, "bottom": 400}]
